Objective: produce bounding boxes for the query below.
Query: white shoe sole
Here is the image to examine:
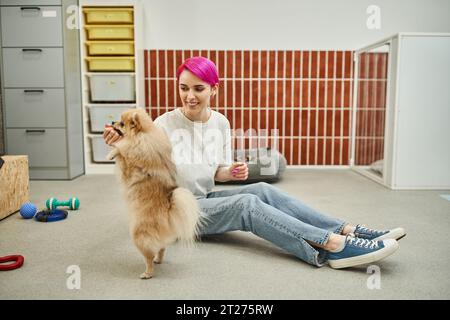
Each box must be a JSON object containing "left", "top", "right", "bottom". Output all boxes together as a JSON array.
[
  {"left": 373, "top": 228, "right": 406, "bottom": 241},
  {"left": 328, "top": 239, "right": 399, "bottom": 269}
]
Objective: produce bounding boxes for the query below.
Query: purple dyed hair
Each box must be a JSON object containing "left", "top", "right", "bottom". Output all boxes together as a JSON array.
[{"left": 176, "top": 56, "right": 219, "bottom": 86}]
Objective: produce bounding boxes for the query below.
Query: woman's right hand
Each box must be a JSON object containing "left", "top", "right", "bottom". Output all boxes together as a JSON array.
[{"left": 103, "top": 125, "right": 122, "bottom": 146}]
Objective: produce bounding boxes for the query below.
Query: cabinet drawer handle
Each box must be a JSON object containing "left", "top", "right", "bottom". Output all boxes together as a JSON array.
[
  {"left": 22, "top": 48, "right": 42, "bottom": 52},
  {"left": 25, "top": 129, "right": 46, "bottom": 134},
  {"left": 24, "top": 89, "right": 44, "bottom": 93},
  {"left": 20, "top": 7, "right": 41, "bottom": 11}
]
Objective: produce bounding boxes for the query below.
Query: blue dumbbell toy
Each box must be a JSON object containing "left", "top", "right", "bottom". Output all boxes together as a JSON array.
[
  {"left": 20, "top": 202, "right": 37, "bottom": 219},
  {"left": 46, "top": 197, "right": 80, "bottom": 210}
]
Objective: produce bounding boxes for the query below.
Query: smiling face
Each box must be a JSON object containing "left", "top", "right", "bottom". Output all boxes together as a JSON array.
[{"left": 178, "top": 70, "right": 217, "bottom": 113}]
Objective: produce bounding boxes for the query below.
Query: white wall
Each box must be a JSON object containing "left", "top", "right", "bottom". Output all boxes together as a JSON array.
[{"left": 141, "top": 0, "right": 450, "bottom": 50}]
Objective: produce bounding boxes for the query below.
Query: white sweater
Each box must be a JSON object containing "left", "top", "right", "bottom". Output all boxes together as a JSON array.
[{"left": 154, "top": 108, "right": 232, "bottom": 198}]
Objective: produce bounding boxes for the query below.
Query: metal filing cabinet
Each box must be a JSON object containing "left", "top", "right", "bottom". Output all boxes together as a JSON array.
[{"left": 0, "top": 0, "right": 84, "bottom": 179}]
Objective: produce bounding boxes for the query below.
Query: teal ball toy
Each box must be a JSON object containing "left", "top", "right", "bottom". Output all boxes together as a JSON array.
[
  {"left": 20, "top": 202, "right": 37, "bottom": 219},
  {"left": 46, "top": 197, "right": 80, "bottom": 210}
]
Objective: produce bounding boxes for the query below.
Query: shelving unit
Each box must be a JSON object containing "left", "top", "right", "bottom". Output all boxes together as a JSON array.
[{"left": 79, "top": 0, "right": 143, "bottom": 174}]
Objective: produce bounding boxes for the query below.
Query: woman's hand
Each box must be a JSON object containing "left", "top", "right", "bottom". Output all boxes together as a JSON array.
[
  {"left": 229, "top": 162, "right": 248, "bottom": 181},
  {"left": 103, "top": 124, "right": 122, "bottom": 146},
  {"left": 214, "top": 162, "right": 249, "bottom": 182}
]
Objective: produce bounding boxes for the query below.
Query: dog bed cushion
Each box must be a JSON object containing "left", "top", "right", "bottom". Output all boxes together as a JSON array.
[{"left": 218, "top": 147, "right": 287, "bottom": 184}]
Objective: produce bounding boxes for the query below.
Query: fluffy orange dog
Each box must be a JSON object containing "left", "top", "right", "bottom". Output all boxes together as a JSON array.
[{"left": 107, "top": 109, "right": 201, "bottom": 279}]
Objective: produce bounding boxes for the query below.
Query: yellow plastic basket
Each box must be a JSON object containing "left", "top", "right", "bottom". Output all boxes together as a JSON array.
[
  {"left": 85, "top": 25, "right": 134, "bottom": 40},
  {"left": 86, "top": 57, "right": 135, "bottom": 71},
  {"left": 85, "top": 41, "right": 134, "bottom": 56},
  {"left": 83, "top": 7, "right": 133, "bottom": 24}
]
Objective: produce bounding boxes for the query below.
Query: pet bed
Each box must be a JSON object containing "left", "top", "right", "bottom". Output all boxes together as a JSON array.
[{"left": 218, "top": 147, "right": 287, "bottom": 184}]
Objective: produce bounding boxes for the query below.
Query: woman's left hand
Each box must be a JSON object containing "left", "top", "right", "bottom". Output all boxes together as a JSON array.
[{"left": 229, "top": 162, "right": 249, "bottom": 181}]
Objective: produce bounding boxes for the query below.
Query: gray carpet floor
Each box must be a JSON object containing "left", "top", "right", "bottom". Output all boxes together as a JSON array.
[{"left": 1, "top": 169, "right": 449, "bottom": 299}]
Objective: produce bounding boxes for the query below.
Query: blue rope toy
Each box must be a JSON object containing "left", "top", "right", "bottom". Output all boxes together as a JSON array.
[{"left": 34, "top": 209, "right": 68, "bottom": 222}]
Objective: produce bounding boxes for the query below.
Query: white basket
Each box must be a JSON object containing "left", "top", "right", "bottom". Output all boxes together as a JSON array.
[
  {"left": 88, "top": 74, "right": 135, "bottom": 102},
  {"left": 90, "top": 136, "right": 114, "bottom": 163},
  {"left": 88, "top": 106, "right": 132, "bottom": 132}
]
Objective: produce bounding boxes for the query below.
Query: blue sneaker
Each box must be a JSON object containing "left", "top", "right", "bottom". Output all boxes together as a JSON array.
[
  {"left": 328, "top": 236, "right": 398, "bottom": 269},
  {"left": 354, "top": 224, "right": 406, "bottom": 241}
]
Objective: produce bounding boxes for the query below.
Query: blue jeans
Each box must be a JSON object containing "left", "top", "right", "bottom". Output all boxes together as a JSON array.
[{"left": 197, "top": 182, "right": 346, "bottom": 266}]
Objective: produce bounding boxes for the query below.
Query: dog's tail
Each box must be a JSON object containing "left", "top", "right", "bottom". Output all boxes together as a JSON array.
[{"left": 170, "top": 187, "right": 204, "bottom": 245}]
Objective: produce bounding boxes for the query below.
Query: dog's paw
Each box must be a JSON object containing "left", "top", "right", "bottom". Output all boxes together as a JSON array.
[
  {"left": 106, "top": 148, "right": 119, "bottom": 161},
  {"left": 140, "top": 272, "right": 153, "bottom": 279},
  {"left": 153, "top": 258, "right": 162, "bottom": 264}
]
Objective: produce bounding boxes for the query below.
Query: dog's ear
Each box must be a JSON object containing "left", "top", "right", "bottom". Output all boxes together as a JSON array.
[
  {"left": 131, "top": 112, "right": 140, "bottom": 129},
  {"left": 131, "top": 110, "right": 151, "bottom": 132}
]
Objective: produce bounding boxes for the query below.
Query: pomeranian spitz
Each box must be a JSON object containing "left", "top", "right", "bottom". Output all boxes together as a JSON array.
[{"left": 106, "top": 108, "right": 201, "bottom": 279}]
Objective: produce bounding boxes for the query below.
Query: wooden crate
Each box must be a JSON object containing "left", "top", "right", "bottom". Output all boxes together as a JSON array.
[{"left": 0, "top": 155, "right": 30, "bottom": 220}]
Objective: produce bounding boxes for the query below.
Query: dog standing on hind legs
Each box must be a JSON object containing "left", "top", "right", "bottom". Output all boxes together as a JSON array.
[{"left": 106, "top": 108, "right": 202, "bottom": 279}]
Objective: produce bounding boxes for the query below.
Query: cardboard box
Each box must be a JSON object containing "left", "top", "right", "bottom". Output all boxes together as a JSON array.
[{"left": 0, "top": 155, "right": 30, "bottom": 220}]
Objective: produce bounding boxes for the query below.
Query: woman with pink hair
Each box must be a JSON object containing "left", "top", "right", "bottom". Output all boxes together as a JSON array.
[{"left": 104, "top": 56, "right": 405, "bottom": 269}]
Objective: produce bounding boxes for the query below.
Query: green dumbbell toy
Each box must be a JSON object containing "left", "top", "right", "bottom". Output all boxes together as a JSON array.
[{"left": 46, "top": 197, "right": 80, "bottom": 210}]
